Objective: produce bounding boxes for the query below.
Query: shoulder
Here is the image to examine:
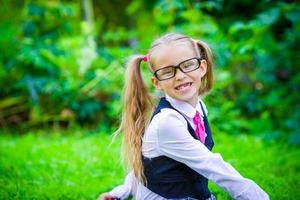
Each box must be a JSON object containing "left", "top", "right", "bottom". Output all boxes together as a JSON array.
[
  {"left": 152, "top": 108, "right": 194, "bottom": 144},
  {"left": 153, "top": 108, "right": 188, "bottom": 131}
]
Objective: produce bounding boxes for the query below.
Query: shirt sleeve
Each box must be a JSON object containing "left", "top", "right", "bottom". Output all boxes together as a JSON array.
[
  {"left": 109, "top": 171, "right": 137, "bottom": 199},
  {"left": 156, "top": 109, "right": 269, "bottom": 200}
]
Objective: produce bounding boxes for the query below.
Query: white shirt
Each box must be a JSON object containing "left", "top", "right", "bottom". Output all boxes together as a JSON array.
[{"left": 109, "top": 95, "right": 269, "bottom": 200}]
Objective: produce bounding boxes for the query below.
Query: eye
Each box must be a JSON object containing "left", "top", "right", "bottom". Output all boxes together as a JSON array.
[
  {"left": 160, "top": 67, "right": 174, "bottom": 75},
  {"left": 181, "top": 60, "right": 197, "bottom": 70}
]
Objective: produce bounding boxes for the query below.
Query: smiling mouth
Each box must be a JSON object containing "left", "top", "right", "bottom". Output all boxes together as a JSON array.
[{"left": 175, "top": 82, "right": 192, "bottom": 90}]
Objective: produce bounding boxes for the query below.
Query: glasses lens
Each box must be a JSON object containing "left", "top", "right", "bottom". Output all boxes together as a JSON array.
[
  {"left": 156, "top": 66, "right": 175, "bottom": 80},
  {"left": 180, "top": 58, "right": 199, "bottom": 72}
]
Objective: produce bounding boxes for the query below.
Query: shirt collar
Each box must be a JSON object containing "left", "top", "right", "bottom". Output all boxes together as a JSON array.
[{"left": 165, "top": 95, "right": 204, "bottom": 118}]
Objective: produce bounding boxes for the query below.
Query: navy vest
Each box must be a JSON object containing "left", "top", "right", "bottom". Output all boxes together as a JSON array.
[{"left": 142, "top": 97, "right": 214, "bottom": 199}]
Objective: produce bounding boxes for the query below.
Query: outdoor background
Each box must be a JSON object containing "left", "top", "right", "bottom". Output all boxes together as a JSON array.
[{"left": 0, "top": 0, "right": 299, "bottom": 199}]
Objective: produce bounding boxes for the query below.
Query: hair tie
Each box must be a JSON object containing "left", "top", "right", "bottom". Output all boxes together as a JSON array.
[{"left": 143, "top": 55, "right": 148, "bottom": 62}]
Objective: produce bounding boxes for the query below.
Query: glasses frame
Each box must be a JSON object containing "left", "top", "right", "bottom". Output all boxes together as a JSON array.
[{"left": 153, "top": 57, "right": 203, "bottom": 81}]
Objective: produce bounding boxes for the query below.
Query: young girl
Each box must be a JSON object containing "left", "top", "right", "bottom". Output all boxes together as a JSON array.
[{"left": 99, "top": 33, "right": 269, "bottom": 200}]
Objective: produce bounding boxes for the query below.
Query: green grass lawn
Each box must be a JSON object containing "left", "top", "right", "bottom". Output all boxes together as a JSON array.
[{"left": 0, "top": 129, "right": 299, "bottom": 199}]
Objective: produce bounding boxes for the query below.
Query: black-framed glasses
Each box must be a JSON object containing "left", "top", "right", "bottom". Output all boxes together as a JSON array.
[{"left": 154, "top": 57, "right": 203, "bottom": 81}]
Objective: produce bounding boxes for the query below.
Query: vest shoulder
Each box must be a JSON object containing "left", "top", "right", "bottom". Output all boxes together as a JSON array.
[
  {"left": 199, "top": 99, "right": 208, "bottom": 116},
  {"left": 153, "top": 108, "right": 187, "bottom": 126}
]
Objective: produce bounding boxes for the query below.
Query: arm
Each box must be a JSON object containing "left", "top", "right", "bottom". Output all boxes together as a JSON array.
[
  {"left": 99, "top": 171, "right": 137, "bottom": 200},
  {"left": 157, "top": 110, "right": 269, "bottom": 200},
  {"left": 98, "top": 193, "right": 117, "bottom": 200}
]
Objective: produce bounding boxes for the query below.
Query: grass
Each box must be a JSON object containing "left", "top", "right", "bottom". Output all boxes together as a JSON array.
[
  {"left": 0, "top": 129, "right": 124, "bottom": 200},
  {"left": 0, "top": 128, "right": 299, "bottom": 199}
]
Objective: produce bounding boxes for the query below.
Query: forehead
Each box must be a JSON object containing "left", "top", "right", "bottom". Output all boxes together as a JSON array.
[{"left": 151, "top": 42, "right": 196, "bottom": 70}]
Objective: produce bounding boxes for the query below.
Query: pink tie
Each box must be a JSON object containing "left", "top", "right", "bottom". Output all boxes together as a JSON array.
[{"left": 193, "top": 111, "right": 206, "bottom": 143}]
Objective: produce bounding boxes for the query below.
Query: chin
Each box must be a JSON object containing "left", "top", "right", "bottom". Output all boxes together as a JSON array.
[{"left": 177, "top": 91, "right": 197, "bottom": 99}]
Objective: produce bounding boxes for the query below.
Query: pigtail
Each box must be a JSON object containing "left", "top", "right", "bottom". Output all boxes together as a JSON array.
[
  {"left": 195, "top": 40, "right": 214, "bottom": 95},
  {"left": 118, "top": 55, "right": 153, "bottom": 183}
]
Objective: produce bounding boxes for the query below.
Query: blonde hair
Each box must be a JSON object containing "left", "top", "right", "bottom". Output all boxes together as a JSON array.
[{"left": 118, "top": 33, "right": 214, "bottom": 183}]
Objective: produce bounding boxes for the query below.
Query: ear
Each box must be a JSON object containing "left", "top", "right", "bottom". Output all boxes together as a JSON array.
[
  {"left": 199, "top": 59, "right": 207, "bottom": 78},
  {"left": 151, "top": 76, "right": 162, "bottom": 90}
]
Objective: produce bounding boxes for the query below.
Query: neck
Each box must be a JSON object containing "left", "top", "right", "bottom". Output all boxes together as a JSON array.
[
  {"left": 188, "top": 97, "right": 198, "bottom": 108},
  {"left": 165, "top": 94, "right": 199, "bottom": 108}
]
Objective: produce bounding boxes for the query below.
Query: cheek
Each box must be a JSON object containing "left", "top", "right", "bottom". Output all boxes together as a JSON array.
[
  {"left": 190, "top": 70, "right": 203, "bottom": 81},
  {"left": 196, "top": 68, "right": 204, "bottom": 78},
  {"left": 160, "top": 81, "right": 174, "bottom": 90}
]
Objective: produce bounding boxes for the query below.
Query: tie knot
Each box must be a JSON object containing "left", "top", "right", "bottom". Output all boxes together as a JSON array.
[{"left": 193, "top": 111, "right": 201, "bottom": 123}]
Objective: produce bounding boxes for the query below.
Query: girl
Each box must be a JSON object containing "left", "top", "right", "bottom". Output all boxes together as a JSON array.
[{"left": 99, "top": 33, "right": 269, "bottom": 200}]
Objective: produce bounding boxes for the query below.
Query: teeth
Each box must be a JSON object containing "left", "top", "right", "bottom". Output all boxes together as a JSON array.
[{"left": 176, "top": 83, "right": 191, "bottom": 90}]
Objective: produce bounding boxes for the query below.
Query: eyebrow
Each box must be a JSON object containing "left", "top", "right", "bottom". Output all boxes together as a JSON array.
[{"left": 157, "top": 57, "right": 196, "bottom": 69}]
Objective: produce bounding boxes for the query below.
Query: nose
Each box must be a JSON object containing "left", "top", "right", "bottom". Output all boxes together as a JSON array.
[{"left": 175, "top": 68, "right": 187, "bottom": 80}]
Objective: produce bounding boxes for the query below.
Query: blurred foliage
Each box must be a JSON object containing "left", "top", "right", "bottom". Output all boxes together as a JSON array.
[{"left": 0, "top": 0, "right": 299, "bottom": 145}]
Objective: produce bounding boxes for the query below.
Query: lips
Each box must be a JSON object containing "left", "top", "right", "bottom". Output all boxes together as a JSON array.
[{"left": 175, "top": 82, "right": 192, "bottom": 90}]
